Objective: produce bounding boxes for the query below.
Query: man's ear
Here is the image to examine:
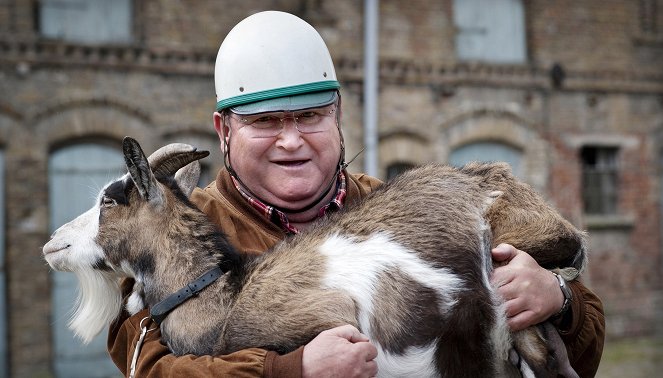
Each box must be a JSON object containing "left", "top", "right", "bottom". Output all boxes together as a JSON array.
[{"left": 213, "top": 112, "right": 231, "bottom": 140}]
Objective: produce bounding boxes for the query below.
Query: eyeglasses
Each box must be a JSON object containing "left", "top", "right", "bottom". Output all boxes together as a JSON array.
[{"left": 229, "top": 106, "right": 337, "bottom": 138}]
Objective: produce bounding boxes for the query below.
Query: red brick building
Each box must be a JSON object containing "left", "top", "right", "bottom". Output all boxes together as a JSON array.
[{"left": 0, "top": 0, "right": 662, "bottom": 376}]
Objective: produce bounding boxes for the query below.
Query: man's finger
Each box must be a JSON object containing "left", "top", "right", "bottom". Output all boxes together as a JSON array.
[
  {"left": 359, "top": 342, "right": 378, "bottom": 361},
  {"left": 507, "top": 310, "right": 535, "bottom": 331},
  {"left": 327, "top": 324, "right": 369, "bottom": 343}
]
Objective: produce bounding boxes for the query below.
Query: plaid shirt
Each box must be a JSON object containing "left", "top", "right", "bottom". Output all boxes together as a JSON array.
[{"left": 231, "top": 172, "right": 347, "bottom": 234}]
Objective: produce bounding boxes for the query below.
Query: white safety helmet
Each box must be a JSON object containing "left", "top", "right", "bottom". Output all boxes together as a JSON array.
[{"left": 214, "top": 11, "right": 340, "bottom": 113}]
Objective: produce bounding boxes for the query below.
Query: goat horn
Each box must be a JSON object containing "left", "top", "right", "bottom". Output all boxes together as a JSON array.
[
  {"left": 145, "top": 141, "right": 210, "bottom": 177},
  {"left": 153, "top": 143, "right": 209, "bottom": 176},
  {"left": 148, "top": 142, "right": 196, "bottom": 166}
]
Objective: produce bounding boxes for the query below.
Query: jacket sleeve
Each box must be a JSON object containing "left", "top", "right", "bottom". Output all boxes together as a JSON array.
[
  {"left": 559, "top": 280, "right": 605, "bottom": 378},
  {"left": 107, "top": 280, "right": 304, "bottom": 377}
]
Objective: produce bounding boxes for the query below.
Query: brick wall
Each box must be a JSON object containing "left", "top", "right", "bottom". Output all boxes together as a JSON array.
[{"left": 0, "top": 0, "right": 662, "bottom": 376}]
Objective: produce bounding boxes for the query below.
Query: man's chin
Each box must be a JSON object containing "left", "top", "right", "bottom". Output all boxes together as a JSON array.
[
  {"left": 272, "top": 194, "right": 317, "bottom": 210},
  {"left": 269, "top": 188, "right": 325, "bottom": 210}
]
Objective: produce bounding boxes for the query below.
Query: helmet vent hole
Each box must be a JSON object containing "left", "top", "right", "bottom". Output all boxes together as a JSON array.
[
  {"left": 323, "top": 72, "right": 327, "bottom": 78},
  {"left": 239, "top": 87, "right": 244, "bottom": 92}
]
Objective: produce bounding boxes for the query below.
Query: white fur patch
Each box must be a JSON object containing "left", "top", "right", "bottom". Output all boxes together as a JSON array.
[
  {"left": 480, "top": 215, "right": 512, "bottom": 362},
  {"left": 43, "top": 181, "right": 126, "bottom": 343},
  {"left": 69, "top": 269, "right": 123, "bottom": 344},
  {"left": 127, "top": 291, "right": 145, "bottom": 316},
  {"left": 375, "top": 342, "right": 439, "bottom": 378},
  {"left": 120, "top": 262, "right": 146, "bottom": 315},
  {"left": 491, "top": 299, "right": 513, "bottom": 362},
  {"left": 318, "top": 232, "right": 464, "bottom": 372},
  {"left": 520, "top": 360, "right": 536, "bottom": 378},
  {"left": 320, "top": 232, "right": 463, "bottom": 315},
  {"left": 43, "top": 205, "right": 105, "bottom": 272}
]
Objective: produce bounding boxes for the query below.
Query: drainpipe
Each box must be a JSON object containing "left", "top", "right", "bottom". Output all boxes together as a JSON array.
[{"left": 363, "top": 0, "right": 379, "bottom": 177}]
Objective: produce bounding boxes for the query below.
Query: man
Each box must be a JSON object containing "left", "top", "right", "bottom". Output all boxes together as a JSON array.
[{"left": 109, "top": 11, "right": 604, "bottom": 377}]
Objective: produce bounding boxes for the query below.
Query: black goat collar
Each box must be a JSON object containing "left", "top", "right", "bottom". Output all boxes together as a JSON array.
[{"left": 150, "top": 266, "right": 225, "bottom": 325}]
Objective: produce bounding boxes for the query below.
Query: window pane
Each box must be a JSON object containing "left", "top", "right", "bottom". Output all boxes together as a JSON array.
[
  {"left": 581, "top": 146, "right": 619, "bottom": 215},
  {"left": 453, "top": 0, "right": 526, "bottom": 63},
  {"left": 49, "top": 143, "right": 124, "bottom": 378},
  {"left": 660, "top": 149, "right": 663, "bottom": 238},
  {"left": 0, "top": 150, "right": 6, "bottom": 377},
  {"left": 449, "top": 141, "right": 523, "bottom": 178},
  {"left": 386, "top": 162, "right": 416, "bottom": 181},
  {"left": 198, "top": 162, "right": 213, "bottom": 188},
  {"left": 40, "top": 0, "right": 132, "bottom": 44}
]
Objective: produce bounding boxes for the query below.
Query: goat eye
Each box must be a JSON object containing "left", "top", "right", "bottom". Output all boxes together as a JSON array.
[{"left": 101, "top": 196, "right": 117, "bottom": 207}]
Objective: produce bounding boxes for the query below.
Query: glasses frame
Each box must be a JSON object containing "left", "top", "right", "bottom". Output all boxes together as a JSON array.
[{"left": 228, "top": 104, "right": 338, "bottom": 138}]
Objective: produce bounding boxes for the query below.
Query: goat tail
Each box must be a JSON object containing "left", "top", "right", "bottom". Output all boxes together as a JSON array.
[{"left": 69, "top": 269, "right": 123, "bottom": 344}]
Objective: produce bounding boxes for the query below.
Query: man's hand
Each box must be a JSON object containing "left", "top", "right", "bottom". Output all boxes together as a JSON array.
[
  {"left": 302, "top": 325, "right": 378, "bottom": 378},
  {"left": 491, "top": 243, "right": 564, "bottom": 331}
]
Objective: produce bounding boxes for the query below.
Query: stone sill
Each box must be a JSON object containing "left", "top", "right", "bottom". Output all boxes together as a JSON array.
[
  {"left": 633, "top": 32, "right": 663, "bottom": 46},
  {"left": 584, "top": 214, "right": 635, "bottom": 230},
  {"left": 1, "top": 36, "right": 662, "bottom": 94},
  {"left": 0, "top": 37, "right": 216, "bottom": 76}
]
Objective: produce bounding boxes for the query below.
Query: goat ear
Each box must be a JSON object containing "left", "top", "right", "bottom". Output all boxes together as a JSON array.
[
  {"left": 123, "top": 137, "right": 165, "bottom": 206},
  {"left": 175, "top": 160, "right": 201, "bottom": 198}
]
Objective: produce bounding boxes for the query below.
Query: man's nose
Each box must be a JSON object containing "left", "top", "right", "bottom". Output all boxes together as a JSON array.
[{"left": 275, "top": 119, "right": 304, "bottom": 148}]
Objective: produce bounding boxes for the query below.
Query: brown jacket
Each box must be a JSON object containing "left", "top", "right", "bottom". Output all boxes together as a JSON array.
[{"left": 108, "top": 169, "right": 604, "bottom": 377}]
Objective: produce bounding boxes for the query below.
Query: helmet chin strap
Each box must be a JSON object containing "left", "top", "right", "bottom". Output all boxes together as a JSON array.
[{"left": 222, "top": 113, "right": 359, "bottom": 215}]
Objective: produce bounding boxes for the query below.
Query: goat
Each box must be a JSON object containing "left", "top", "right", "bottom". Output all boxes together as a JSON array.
[{"left": 43, "top": 137, "right": 585, "bottom": 377}]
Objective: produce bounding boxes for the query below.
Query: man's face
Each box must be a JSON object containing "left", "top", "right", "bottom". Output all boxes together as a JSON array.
[{"left": 214, "top": 104, "right": 342, "bottom": 211}]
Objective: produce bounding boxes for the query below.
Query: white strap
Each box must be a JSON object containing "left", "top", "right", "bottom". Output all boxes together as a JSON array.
[{"left": 129, "top": 317, "right": 156, "bottom": 378}]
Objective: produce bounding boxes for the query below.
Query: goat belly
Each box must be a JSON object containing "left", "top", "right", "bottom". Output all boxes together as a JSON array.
[
  {"left": 217, "top": 251, "right": 359, "bottom": 354},
  {"left": 220, "top": 289, "right": 358, "bottom": 354}
]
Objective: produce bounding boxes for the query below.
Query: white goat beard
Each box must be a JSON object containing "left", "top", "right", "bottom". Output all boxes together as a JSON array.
[{"left": 69, "top": 269, "right": 123, "bottom": 344}]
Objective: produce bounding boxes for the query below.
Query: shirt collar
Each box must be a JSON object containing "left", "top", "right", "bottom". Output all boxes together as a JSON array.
[{"left": 231, "top": 172, "right": 347, "bottom": 234}]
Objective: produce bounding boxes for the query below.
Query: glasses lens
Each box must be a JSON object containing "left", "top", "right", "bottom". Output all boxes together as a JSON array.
[
  {"left": 293, "top": 108, "right": 335, "bottom": 133},
  {"left": 235, "top": 106, "right": 335, "bottom": 138},
  {"left": 239, "top": 113, "right": 283, "bottom": 137}
]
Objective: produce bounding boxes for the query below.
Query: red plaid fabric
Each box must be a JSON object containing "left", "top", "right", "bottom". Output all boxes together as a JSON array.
[{"left": 232, "top": 171, "right": 347, "bottom": 234}]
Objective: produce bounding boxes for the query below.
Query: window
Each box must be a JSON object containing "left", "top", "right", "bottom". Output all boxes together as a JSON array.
[
  {"left": 581, "top": 146, "right": 619, "bottom": 215},
  {"left": 49, "top": 143, "right": 124, "bottom": 378},
  {"left": 0, "top": 149, "right": 6, "bottom": 377},
  {"left": 449, "top": 141, "right": 524, "bottom": 178},
  {"left": 198, "top": 162, "right": 213, "bottom": 188},
  {"left": 639, "top": 0, "right": 660, "bottom": 35},
  {"left": 386, "top": 162, "right": 416, "bottom": 181},
  {"left": 39, "top": 0, "right": 132, "bottom": 44},
  {"left": 660, "top": 148, "right": 663, "bottom": 243},
  {"left": 453, "top": 0, "right": 527, "bottom": 63}
]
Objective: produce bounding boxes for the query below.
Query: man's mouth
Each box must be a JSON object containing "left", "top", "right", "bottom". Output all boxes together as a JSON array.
[{"left": 274, "top": 159, "right": 308, "bottom": 167}]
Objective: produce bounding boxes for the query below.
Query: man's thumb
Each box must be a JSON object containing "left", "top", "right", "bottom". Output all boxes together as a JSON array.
[
  {"left": 491, "top": 243, "right": 515, "bottom": 263},
  {"left": 329, "top": 324, "right": 369, "bottom": 343}
]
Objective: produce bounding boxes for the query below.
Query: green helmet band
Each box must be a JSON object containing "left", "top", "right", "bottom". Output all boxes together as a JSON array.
[{"left": 216, "top": 80, "right": 341, "bottom": 112}]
